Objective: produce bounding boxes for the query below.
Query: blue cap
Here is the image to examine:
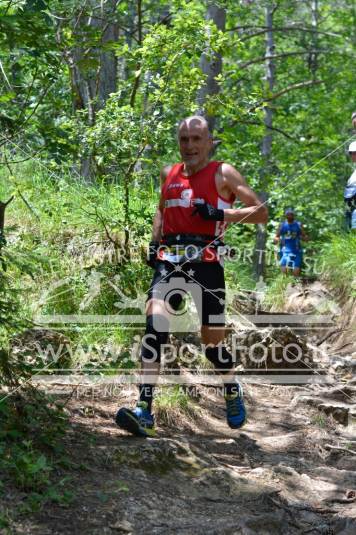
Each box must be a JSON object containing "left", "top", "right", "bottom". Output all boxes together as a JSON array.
[{"left": 285, "top": 208, "right": 294, "bottom": 215}]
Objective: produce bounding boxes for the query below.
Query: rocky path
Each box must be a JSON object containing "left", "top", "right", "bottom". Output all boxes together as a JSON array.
[
  {"left": 3, "top": 283, "right": 356, "bottom": 534},
  {"left": 7, "top": 370, "right": 355, "bottom": 535}
]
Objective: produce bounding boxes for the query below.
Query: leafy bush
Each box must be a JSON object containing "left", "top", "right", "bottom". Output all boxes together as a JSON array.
[
  {"left": 0, "top": 199, "right": 71, "bottom": 514},
  {"left": 0, "top": 388, "right": 71, "bottom": 519},
  {"left": 318, "top": 233, "right": 356, "bottom": 298}
]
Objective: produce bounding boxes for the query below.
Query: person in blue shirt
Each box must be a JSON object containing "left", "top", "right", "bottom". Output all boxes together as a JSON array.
[
  {"left": 344, "top": 141, "right": 356, "bottom": 230},
  {"left": 274, "top": 208, "right": 309, "bottom": 276}
]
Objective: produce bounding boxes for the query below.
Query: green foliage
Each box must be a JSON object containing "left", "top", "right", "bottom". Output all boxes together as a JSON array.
[
  {"left": 0, "top": 164, "right": 158, "bottom": 372},
  {"left": 1, "top": 0, "right": 355, "bottom": 249},
  {"left": 0, "top": 387, "right": 70, "bottom": 513},
  {"left": 318, "top": 233, "right": 356, "bottom": 298},
  {"left": 224, "top": 256, "right": 256, "bottom": 293},
  {"left": 0, "top": 225, "right": 38, "bottom": 384},
  {"left": 83, "top": 4, "right": 217, "bottom": 180},
  {"left": 312, "top": 412, "right": 327, "bottom": 428},
  {"left": 0, "top": 0, "right": 69, "bottom": 157},
  {"left": 0, "top": 186, "right": 72, "bottom": 517},
  {"left": 0, "top": 248, "right": 24, "bottom": 336}
]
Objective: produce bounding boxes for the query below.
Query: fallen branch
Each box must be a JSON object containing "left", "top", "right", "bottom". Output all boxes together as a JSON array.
[
  {"left": 269, "top": 495, "right": 339, "bottom": 515},
  {"left": 316, "top": 328, "right": 343, "bottom": 346},
  {"left": 324, "top": 444, "right": 356, "bottom": 456},
  {"left": 324, "top": 497, "right": 356, "bottom": 504},
  {"left": 332, "top": 342, "right": 354, "bottom": 352}
]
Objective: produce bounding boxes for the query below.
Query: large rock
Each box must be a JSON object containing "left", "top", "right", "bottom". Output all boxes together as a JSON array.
[
  {"left": 284, "top": 281, "right": 341, "bottom": 315},
  {"left": 292, "top": 394, "right": 351, "bottom": 425},
  {"left": 231, "top": 326, "right": 314, "bottom": 373},
  {"left": 10, "top": 328, "right": 71, "bottom": 367}
]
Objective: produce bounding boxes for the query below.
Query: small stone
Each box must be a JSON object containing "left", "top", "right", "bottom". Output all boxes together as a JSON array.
[{"left": 110, "top": 519, "right": 133, "bottom": 532}]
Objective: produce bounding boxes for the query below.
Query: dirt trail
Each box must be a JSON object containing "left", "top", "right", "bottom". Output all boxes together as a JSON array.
[
  {"left": 5, "top": 283, "right": 356, "bottom": 535},
  {"left": 10, "top": 381, "right": 355, "bottom": 534}
]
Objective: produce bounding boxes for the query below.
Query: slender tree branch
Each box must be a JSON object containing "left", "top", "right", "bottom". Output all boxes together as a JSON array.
[
  {"left": 227, "top": 25, "right": 342, "bottom": 39},
  {"left": 73, "top": 0, "right": 90, "bottom": 32},
  {"left": 265, "top": 79, "right": 323, "bottom": 101},
  {"left": 18, "top": 81, "right": 54, "bottom": 129},
  {"left": 239, "top": 49, "right": 326, "bottom": 69},
  {"left": 0, "top": 147, "right": 46, "bottom": 165},
  {"left": 239, "top": 119, "right": 296, "bottom": 140},
  {"left": 2, "top": 153, "right": 40, "bottom": 220},
  {"left": 249, "top": 79, "right": 323, "bottom": 111},
  {"left": 15, "top": 66, "right": 40, "bottom": 124},
  {"left": 271, "top": 2, "right": 280, "bottom": 16},
  {"left": 93, "top": 207, "right": 119, "bottom": 248},
  {"left": 0, "top": 59, "right": 12, "bottom": 90},
  {"left": 3, "top": 0, "right": 24, "bottom": 16}
]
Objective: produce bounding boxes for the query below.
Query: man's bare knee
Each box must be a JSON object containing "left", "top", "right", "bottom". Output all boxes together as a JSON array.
[{"left": 145, "top": 298, "right": 167, "bottom": 317}]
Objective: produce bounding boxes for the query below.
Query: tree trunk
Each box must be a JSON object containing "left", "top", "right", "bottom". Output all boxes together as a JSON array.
[
  {"left": 129, "top": 0, "right": 143, "bottom": 107},
  {"left": 0, "top": 198, "right": 13, "bottom": 236},
  {"left": 197, "top": 3, "right": 226, "bottom": 132},
  {"left": 97, "top": 1, "right": 119, "bottom": 108},
  {"left": 262, "top": 4, "right": 275, "bottom": 160},
  {"left": 69, "top": 0, "right": 119, "bottom": 116},
  {"left": 254, "top": 191, "right": 268, "bottom": 280},
  {"left": 309, "top": 0, "right": 319, "bottom": 77},
  {"left": 61, "top": 0, "right": 119, "bottom": 180},
  {"left": 253, "top": 2, "right": 275, "bottom": 279}
]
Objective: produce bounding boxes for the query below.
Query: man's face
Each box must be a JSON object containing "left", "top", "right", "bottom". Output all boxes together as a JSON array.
[
  {"left": 350, "top": 152, "right": 356, "bottom": 163},
  {"left": 178, "top": 120, "right": 212, "bottom": 168},
  {"left": 286, "top": 213, "right": 294, "bottom": 223}
]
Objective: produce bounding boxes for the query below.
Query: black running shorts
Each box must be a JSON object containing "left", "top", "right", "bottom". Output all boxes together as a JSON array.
[{"left": 147, "top": 261, "right": 225, "bottom": 327}]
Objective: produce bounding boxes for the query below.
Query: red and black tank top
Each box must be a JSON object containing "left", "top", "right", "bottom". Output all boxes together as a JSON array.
[{"left": 161, "top": 161, "right": 235, "bottom": 238}]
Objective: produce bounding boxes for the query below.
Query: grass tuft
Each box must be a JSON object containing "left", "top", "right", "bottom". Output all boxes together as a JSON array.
[
  {"left": 154, "top": 385, "right": 199, "bottom": 427},
  {"left": 263, "top": 273, "right": 295, "bottom": 311}
]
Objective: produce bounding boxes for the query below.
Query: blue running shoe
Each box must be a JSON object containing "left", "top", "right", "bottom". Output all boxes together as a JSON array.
[
  {"left": 115, "top": 401, "right": 156, "bottom": 437},
  {"left": 225, "top": 385, "right": 246, "bottom": 429}
]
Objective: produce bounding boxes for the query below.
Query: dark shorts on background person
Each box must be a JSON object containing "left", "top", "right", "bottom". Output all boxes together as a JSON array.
[{"left": 147, "top": 261, "right": 225, "bottom": 326}]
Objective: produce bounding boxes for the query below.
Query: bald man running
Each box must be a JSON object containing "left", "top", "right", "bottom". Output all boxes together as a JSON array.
[{"left": 116, "top": 116, "right": 268, "bottom": 437}]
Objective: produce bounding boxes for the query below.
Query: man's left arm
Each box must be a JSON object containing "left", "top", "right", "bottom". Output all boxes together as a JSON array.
[
  {"left": 352, "top": 111, "right": 356, "bottom": 130},
  {"left": 222, "top": 164, "right": 268, "bottom": 224},
  {"left": 300, "top": 224, "right": 309, "bottom": 241}
]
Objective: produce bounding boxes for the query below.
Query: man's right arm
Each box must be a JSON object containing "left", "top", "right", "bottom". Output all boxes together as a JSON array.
[
  {"left": 150, "top": 165, "right": 171, "bottom": 241},
  {"left": 273, "top": 226, "right": 281, "bottom": 244}
]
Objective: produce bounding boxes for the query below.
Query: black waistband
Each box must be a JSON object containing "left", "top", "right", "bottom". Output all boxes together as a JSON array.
[{"left": 161, "top": 234, "right": 224, "bottom": 247}]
